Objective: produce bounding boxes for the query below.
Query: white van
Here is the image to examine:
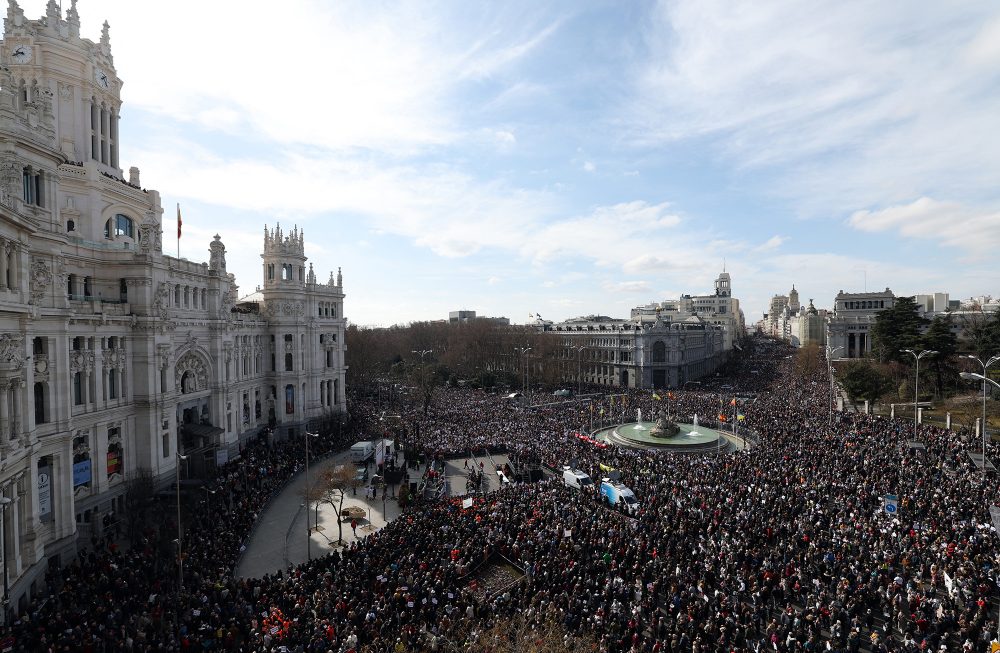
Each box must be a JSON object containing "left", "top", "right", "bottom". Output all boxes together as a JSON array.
[
  {"left": 350, "top": 441, "right": 375, "bottom": 463},
  {"left": 562, "top": 466, "right": 594, "bottom": 490}
]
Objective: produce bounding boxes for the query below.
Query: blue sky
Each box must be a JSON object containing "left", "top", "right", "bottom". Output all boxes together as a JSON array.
[{"left": 24, "top": 0, "right": 1000, "bottom": 325}]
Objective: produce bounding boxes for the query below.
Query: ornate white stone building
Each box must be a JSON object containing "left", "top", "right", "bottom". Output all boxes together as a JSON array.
[
  {"left": 546, "top": 314, "right": 727, "bottom": 390},
  {"left": 629, "top": 271, "right": 745, "bottom": 351},
  {"left": 826, "top": 288, "right": 895, "bottom": 358},
  {"left": 542, "top": 271, "right": 740, "bottom": 389},
  {"left": 0, "top": 1, "right": 345, "bottom": 612}
]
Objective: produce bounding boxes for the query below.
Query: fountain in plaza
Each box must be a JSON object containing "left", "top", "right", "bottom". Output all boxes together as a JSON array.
[{"left": 589, "top": 409, "right": 737, "bottom": 454}]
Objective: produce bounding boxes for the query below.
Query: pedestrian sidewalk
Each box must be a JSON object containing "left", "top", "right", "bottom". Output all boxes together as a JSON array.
[{"left": 236, "top": 453, "right": 412, "bottom": 579}]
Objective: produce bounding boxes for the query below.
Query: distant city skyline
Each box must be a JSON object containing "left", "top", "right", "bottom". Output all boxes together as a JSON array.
[{"left": 34, "top": 0, "right": 1000, "bottom": 326}]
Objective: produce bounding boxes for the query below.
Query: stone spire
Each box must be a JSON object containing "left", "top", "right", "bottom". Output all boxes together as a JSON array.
[
  {"left": 100, "top": 20, "right": 111, "bottom": 50},
  {"left": 6, "top": 0, "right": 24, "bottom": 32},
  {"left": 66, "top": 0, "right": 80, "bottom": 37},
  {"left": 336, "top": 267, "right": 342, "bottom": 287},
  {"left": 45, "top": 0, "right": 59, "bottom": 25}
]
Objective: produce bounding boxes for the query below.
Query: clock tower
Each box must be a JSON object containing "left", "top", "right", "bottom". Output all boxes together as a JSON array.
[{"left": 3, "top": 0, "right": 122, "bottom": 169}]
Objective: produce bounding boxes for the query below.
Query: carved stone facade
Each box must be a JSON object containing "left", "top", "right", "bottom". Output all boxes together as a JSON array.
[{"left": 0, "top": 2, "right": 347, "bottom": 617}]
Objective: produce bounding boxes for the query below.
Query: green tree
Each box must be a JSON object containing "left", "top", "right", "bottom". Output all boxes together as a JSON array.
[
  {"left": 921, "top": 314, "right": 958, "bottom": 397},
  {"left": 840, "top": 360, "right": 894, "bottom": 404},
  {"left": 871, "top": 296, "right": 929, "bottom": 363}
]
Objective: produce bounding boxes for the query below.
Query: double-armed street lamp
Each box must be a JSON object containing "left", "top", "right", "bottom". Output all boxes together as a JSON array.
[
  {"left": 826, "top": 345, "right": 843, "bottom": 424},
  {"left": 960, "top": 354, "right": 1000, "bottom": 465},
  {"left": 901, "top": 349, "right": 937, "bottom": 440},
  {"left": 175, "top": 452, "right": 188, "bottom": 592},
  {"left": 516, "top": 347, "right": 532, "bottom": 405},
  {"left": 570, "top": 345, "right": 588, "bottom": 396},
  {"left": 0, "top": 496, "right": 9, "bottom": 626},
  {"left": 304, "top": 431, "right": 319, "bottom": 561}
]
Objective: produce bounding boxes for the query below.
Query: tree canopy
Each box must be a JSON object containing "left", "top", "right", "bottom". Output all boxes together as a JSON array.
[{"left": 870, "top": 296, "right": 930, "bottom": 363}]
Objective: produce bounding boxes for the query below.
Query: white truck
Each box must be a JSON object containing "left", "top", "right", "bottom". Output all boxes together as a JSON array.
[
  {"left": 349, "top": 441, "right": 375, "bottom": 463},
  {"left": 599, "top": 478, "right": 639, "bottom": 514},
  {"left": 562, "top": 466, "right": 594, "bottom": 490}
]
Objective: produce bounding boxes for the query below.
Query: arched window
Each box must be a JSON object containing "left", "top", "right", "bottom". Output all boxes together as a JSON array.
[
  {"left": 284, "top": 352, "right": 293, "bottom": 372},
  {"left": 285, "top": 384, "right": 294, "bottom": 414},
  {"left": 105, "top": 214, "right": 134, "bottom": 239},
  {"left": 652, "top": 341, "right": 666, "bottom": 363}
]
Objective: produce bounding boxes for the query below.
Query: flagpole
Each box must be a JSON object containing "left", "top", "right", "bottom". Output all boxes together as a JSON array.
[{"left": 176, "top": 203, "right": 181, "bottom": 258}]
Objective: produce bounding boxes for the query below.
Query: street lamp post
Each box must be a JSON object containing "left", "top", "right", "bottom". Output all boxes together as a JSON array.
[
  {"left": 901, "top": 349, "right": 937, "bottom": 440},
  {"left": 516, "top": 347, "right": 532, "bottom": 405},
  {"left": 570, "top": 346, "right": 588, "bottom": 396},
  {"left": 304, "top": 431, "right": 319, "bottom": 561},
  {"left": 0, "top": 496, "right": 10, "bottom": 626},
  {"left": 175, "top": 452, "right": 187, "bottom": 592},
  {"left": 961, "top": 359, "right": 1000, "bottom": 464},
  {"left": 826, "top": 345, "right": 843, "bottom": 424}
]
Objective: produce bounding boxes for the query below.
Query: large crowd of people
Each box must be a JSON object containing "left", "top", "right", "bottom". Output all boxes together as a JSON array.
[{"left": 3, "top": 336, "right": 999, "bottom": 652}]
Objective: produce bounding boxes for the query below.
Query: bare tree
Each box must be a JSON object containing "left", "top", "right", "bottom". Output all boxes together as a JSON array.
[{"left": 313, "top": 463, "right": 359, "bottom": 545}]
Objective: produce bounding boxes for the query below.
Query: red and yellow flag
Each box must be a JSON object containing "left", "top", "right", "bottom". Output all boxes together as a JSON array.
[{"left": 177, "top": 203, "right": 183, "bottom": 239}]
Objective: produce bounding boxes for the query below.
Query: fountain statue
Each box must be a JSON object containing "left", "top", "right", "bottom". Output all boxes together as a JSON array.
[
  {"left": 636, "top": 408, "right": 642, "bottom": 423},
  {"left": 649, "top": 408, "right": 680, "bottom": 439}
]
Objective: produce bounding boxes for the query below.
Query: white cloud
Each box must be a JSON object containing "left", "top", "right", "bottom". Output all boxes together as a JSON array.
[
  {"left": 70, "top": 0, "right": 562, "bottom": 155},
  {"left": 583, "top": 161, "right": 596, "bottom": 173},
  {"left": 848, "top": 198, "right": 1000, "bottom": 256},
  {"left": 602, "top": 280, "right": 651, "bottom": 294},
  {"left": 754, "top": 235, "right": 787, "bottom": 252},
  {"left": 628, "top": 1, "right": 1000, "bottom": 217}
]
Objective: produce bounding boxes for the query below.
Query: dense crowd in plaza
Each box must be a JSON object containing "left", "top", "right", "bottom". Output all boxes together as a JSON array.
[{"left": 2, "top": 336, "right": 999, "bottom": 653}]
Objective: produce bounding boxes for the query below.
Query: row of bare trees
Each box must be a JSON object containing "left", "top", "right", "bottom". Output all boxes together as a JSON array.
[{"left": 346, "top": 320, "right": 569, "bottom": 398}]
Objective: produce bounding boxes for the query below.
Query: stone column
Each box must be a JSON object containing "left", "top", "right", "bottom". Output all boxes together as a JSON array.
[
  {"left": 890, "top": 404, "right": 895, "bottom": 419},
  {"left": 946, "top": 412, "right": 951, "bottom": 430},
  {"left": 863, "top": 400, "right": 870, "bottom": 415},
  {"left": 10, "top": 492, "right": 21, "bottom": 576},
  {"left": 11, "top": 380, "right": 24, "bottom": 446},
  {"left": 917, "top": 407, "right": 923, "bottom": 425},
  {"left": 8, "top": 244, "right": 18, "bottom": 290},
  {"left": 0, "top": 241, "right": 7, "bottom": 291},
  {"left": 976, "top": 418, "right": 981, "bottom": 439},
  {"left": 0, "top": 384, "right": 8, "bottom": 447}
]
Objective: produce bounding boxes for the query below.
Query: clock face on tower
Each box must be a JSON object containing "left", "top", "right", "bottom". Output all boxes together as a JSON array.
[
  {"left": 95, "top": 68, "right": 110, "bottom": 88},
  {"left": 11, "top": 45, "right": 31, "bottom": 64}
]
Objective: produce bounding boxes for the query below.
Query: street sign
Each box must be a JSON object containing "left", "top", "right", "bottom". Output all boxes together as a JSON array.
[{"left": 884, "top": 494, "right": 898, "bottom": 515}]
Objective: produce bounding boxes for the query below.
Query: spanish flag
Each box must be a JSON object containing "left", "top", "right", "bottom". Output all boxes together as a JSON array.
[
  {"left": 652, "top": 392, "right": 662, "bottom": 401},
  {"left": 718, "top": 413, "right": 727, "bottom": 422},
  {"left": 667, "top": 392, "right": 675, "bottom": 400},
  {"left": 730, "top": 398, "right": 737, "bottom": 406},
  {"left": 177, "top": 203, "right": 182, "bottom": 239}
]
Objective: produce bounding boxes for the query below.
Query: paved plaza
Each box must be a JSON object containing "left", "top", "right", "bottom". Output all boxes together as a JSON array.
[{"left": 236, "top": 449, "right": 510, "bottom": 578}]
